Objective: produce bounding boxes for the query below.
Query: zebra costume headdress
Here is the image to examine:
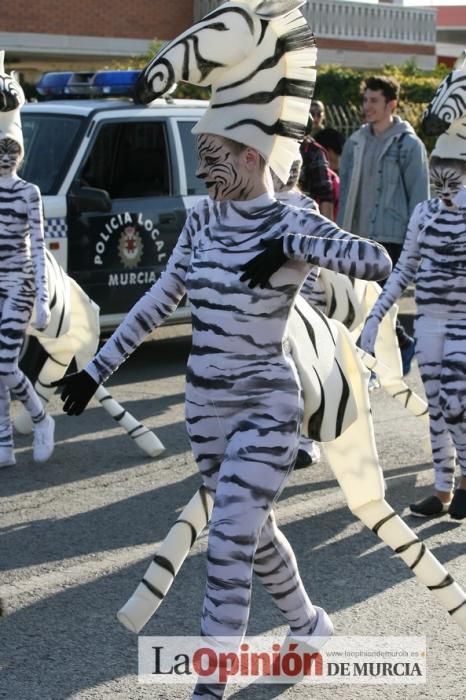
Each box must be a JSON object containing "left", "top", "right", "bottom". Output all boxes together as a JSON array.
[
  {"left": 423, "top": 52, "right": 466, "bottom": 160},
  {"left": 135, "top": 0, "right": 317, "bottom": 183},
  {"left": 0, "top": 51, "right": 25, "bottom": 153}
]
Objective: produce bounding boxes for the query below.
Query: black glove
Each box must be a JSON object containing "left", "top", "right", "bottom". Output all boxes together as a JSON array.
[
  {"left": 51, "top": 370, "right": 99, "bottom": 415},
  {"left": 240, "top": 237, "right": 287, "bottom": 289}
]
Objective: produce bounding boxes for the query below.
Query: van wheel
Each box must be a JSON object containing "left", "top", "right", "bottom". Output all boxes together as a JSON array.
[{"left": 19, "top": 337, "right": 49, "bottom": 383}]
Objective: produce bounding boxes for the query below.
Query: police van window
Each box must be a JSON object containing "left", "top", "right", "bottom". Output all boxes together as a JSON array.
[
  {"left": 19, "top": 114, "right": 83, "bottom": 195},
  {"left": 80, "top": 121, "right": 170, "bottom": 199},
  {"left": 177, "top": 121, "right": 207, "bottom": 196}
]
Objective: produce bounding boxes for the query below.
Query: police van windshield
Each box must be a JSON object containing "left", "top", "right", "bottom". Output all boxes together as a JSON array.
[{"left": 19, "top": 114, "right": 83, "bottom": 195}]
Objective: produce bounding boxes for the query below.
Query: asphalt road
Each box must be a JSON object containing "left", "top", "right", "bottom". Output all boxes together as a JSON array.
[{"left": 1, "top": 320, "right": 464, "bottom": 700}]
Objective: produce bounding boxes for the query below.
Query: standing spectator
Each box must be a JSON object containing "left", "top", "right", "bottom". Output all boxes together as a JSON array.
[
  {"left": 310, "top": 99, "right": 326, "bottom": 135},
  {"left": 337, "top": 75, "right": 430, "bottom": 374},
  {"left": 314, "top": 127, "right": 345, "bottom": 174},
  {"left": 315, "top": 127, "right": 346, "bottom": 219},
  {"left": 299, "top": 136, "right": 334, "bottom": 220}
]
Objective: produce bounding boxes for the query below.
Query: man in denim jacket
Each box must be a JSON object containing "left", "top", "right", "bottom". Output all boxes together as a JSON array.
[{"left": 337, "top": 75, "right": 429, "bottom": 373}]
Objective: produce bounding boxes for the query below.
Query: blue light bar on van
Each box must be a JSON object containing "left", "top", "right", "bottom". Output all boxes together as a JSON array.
[
  {"left": 92, "top": 70, "right": 141, "bottom": 95},
  {"left": 36, "top": 72, "right": 74, "bottom": 97},
  {"left": 36, "top": 70, "right": 141, "bottom": 99}
]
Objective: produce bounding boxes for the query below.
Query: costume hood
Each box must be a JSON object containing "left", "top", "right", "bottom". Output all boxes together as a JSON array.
[
  {"left": 425, "top": 53, "right": 466, "bottom": 160},
  {"left": 431, "top": 129, "right": 466, "bottom": 161}
]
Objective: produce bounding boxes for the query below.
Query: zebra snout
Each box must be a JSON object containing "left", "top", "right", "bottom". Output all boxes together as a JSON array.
[
  {"left": 133, "top": 73, "right": 158, "bottom": 105},
  {"left": 422, "top": 112, "right": 450, "bottom": 136}
]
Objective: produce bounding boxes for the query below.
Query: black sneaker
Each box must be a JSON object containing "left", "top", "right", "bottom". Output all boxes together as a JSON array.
[
  {"left": 448, "top": 489, "right": 466, "bottom": 520},
  {"left": 293, "top": 444, "right": 321, "bottom": 470},
  {"left": 409, "top": 495, "right": 450, "bottom": 518},
  {"left": 294, "top": 449, "right": 313, "bottom": 470}
]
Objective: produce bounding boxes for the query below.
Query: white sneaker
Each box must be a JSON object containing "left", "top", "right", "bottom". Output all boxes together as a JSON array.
[
  {"left": 368, "top": 371, "right": 380, "bottom": 392},
  {"left": 0, "top": 446, "right": 16, "bottom": 468},
  {"left": 308, "top": 442, "right": 321, "bottom": 464},
  {"left": 33, "top": 415, "right": 55, "bottom": 463},
  {"left": 288, "top": 606, "right": 334, "bottom": 652}
]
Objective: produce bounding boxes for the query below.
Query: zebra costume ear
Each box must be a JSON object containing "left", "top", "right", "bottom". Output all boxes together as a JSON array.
[
  {"left": 254, "top": 1, "right": 306, "bottom": 18},
  {"left": 0, "top": 49, "right": 25, "bottom": 153},
  {"left": 136, "top": 1, "right": 316, "bottom": 183},
  {"left": 453, "top": 49, "right": 466, "bottom": 71}
]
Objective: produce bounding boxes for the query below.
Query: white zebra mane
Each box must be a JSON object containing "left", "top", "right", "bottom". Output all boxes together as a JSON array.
[{"left": 239, "top": 0, "right": 305, "bottom": 17}]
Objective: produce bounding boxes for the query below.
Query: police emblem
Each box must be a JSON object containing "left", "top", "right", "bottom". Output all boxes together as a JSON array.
[{"left": 118, "top": 226, "right": 144, "bottom": 269}]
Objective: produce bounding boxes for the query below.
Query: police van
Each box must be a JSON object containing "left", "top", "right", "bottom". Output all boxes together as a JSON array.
[{"left": 20, "top": 69, "right": 208, "bottom": 332}]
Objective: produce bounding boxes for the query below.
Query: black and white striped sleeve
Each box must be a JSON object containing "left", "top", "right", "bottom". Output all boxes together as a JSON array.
[
  {"left": 282, "top": 212, "right": 392, "bottom": 281},
  {"left": 366, "top": 204, "right": 423, "bottom": 322}
]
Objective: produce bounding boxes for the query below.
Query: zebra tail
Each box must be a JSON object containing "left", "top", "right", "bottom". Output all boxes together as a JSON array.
[
  {"left": 94, "top": 386, "right": 165, "bottom": 458},
  {"left": 117, "top": 485, "right": 213, "bottom": 633},
  {"left": 354, "top": 499, "right": 466, "bottom": 632}
]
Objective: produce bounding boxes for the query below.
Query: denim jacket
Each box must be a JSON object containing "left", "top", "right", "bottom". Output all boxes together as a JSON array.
[{"left": 337, "top": 120, "right": 430, "bottom": 245}]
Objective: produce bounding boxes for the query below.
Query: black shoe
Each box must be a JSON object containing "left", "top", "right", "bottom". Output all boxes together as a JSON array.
[
  {"left": 294, "top": 449, "right": 313, "bottom": 470},
  {"left": 448, "top": 489, "right": 466, "bottom": 520},
  {"left": 409, "top": 495, "right": 449, "bottom": 518}
]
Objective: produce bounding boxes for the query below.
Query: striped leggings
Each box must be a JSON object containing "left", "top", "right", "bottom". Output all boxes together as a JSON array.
[
  {"left": 415, "top": 314, "right": 466, "bottom": 492},
  {"left": 0, "top": 278, "right": 45, "bottom": 448},
  {"left": 185, "top": 387, "right": 317, "bottom": 699}
]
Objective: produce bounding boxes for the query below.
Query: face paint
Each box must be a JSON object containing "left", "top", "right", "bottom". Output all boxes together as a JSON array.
[
  {"left": 195, "top": 134, "right": 253, "bottom": 201},
  {"left": 0, "top": 137, "right": 21, "bottom": 176},
  {"left": 430, "top": 161, "right": 465, "bottom": 205}
]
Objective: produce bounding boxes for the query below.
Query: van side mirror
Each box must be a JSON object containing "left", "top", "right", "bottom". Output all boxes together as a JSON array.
[{"left": 68, "top": 184, "right": 112, "bottom": 213}]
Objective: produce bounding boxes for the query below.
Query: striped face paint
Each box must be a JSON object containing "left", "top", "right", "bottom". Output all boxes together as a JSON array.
[
  {"left": 0, "top": 137, "right": 21, "bottom": 176},
  {"left": 430, "top": 161, "right": 465, "bottom": 206},
  {"left": 195, "top": 134, "right": 255, "bottom": 201}
]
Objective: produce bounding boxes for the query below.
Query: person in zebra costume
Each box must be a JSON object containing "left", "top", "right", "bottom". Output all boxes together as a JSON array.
[
  {"left": 54, "top": 2, "right": 392, "bottom": 698},
  {"left": 112, "top": 44, "right": 466, "bottom": 666},
  {"left": 0, "top": 51, "right": 55, "bottom": 468},
  {"left": 361, "top": 125, "right": 466, "bottom": 518}
]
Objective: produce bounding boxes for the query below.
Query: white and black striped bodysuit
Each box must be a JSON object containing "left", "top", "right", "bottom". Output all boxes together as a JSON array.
[
  {"left": 86, "top": 193, "right": 391, "bottom": 699},
  {"left": 0, "top": 174, "right": 48, "bottom": 447},
  {"left": 365, "top": 196, "right": 466, "bottom": 492}
]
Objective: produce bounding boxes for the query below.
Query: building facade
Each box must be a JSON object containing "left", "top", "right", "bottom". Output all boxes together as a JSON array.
[
  {"left": 1, "top": 0, "right": 194, "bottom": 79},
  {"left": 1, "top": 0, "right": 437, "bottom": 81}
]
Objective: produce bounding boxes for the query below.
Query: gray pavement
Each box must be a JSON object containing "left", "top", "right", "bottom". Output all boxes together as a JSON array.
[{"left": 0, "top": 320, "right": 464, "bottom": 700}]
